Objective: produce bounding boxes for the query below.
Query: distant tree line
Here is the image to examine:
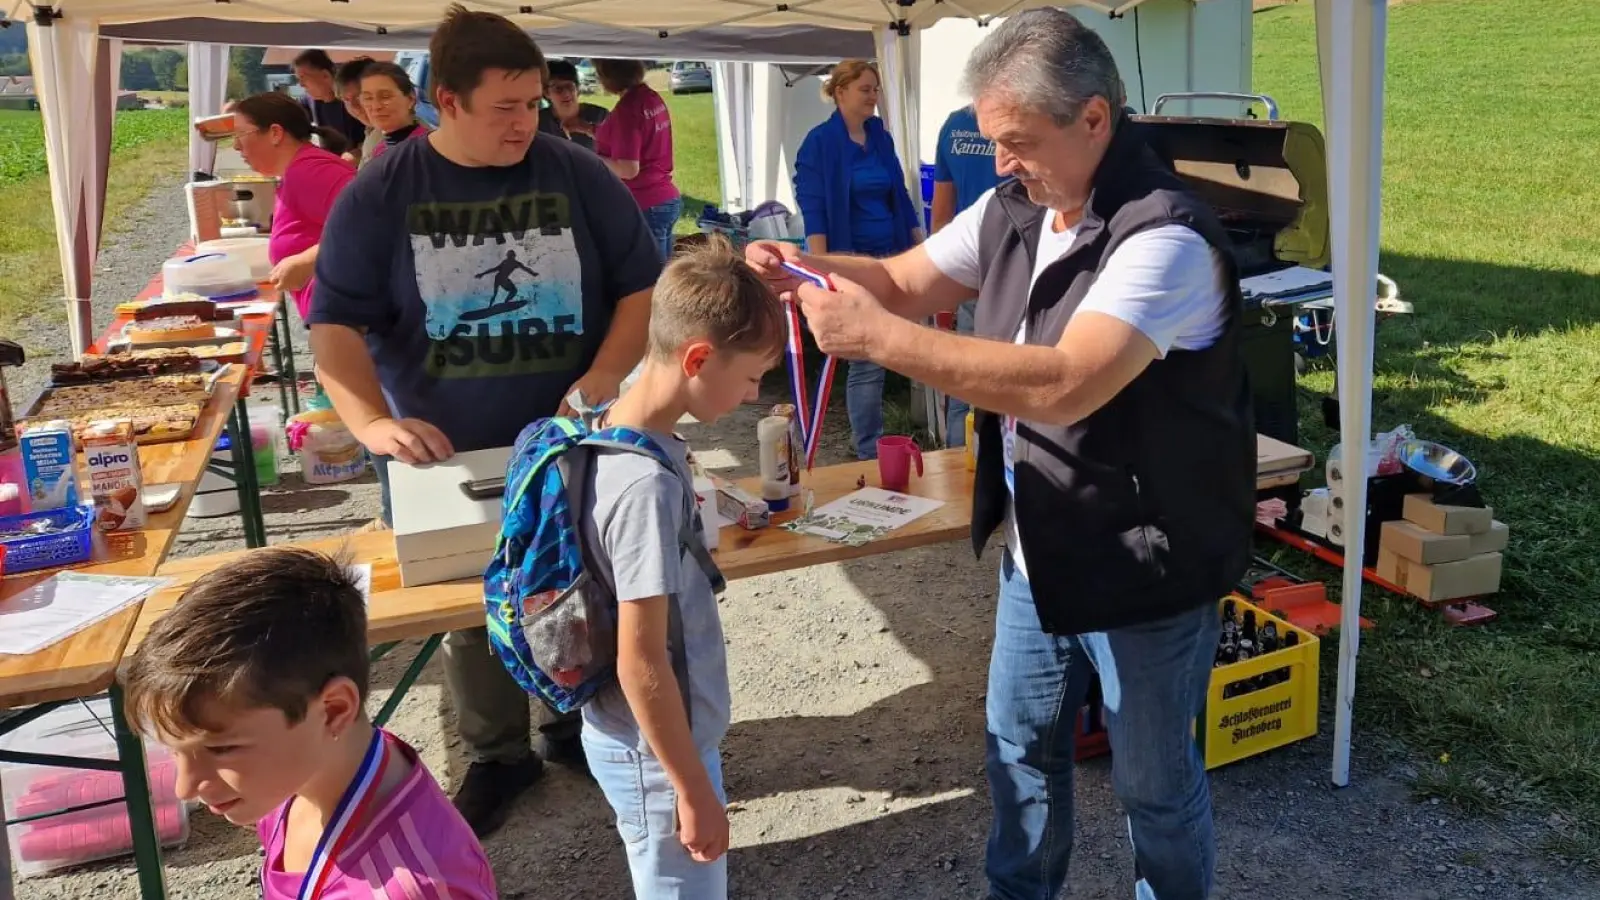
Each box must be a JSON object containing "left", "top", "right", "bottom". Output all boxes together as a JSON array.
[{"left": 0, "top": 31, "right": 266, "bottom": 100}]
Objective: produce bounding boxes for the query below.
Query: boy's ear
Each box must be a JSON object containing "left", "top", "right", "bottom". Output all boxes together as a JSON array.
[
  {"left": 681, "top": 340, "right": 713, "bottom": 378},
  {"left": 315, "top": 676, "right": 364, "bottom": 738}
]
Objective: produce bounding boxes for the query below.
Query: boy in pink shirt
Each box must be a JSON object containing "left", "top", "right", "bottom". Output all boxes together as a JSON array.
[{"left": 124, "top": 548, "right": 495, "bottom": 899}]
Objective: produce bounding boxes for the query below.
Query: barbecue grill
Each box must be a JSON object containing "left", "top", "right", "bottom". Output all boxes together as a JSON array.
[{"left": 1131, "top": 93, "right": 1333, "bottom": 447}]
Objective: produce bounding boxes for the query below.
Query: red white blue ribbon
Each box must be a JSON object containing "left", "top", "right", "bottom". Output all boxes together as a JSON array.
[
  {"left": 779, "top": 261, "right": 840, "bottom": 470},
  {"left": 296, "top": 728, "right": 389, "bottom": 900}
]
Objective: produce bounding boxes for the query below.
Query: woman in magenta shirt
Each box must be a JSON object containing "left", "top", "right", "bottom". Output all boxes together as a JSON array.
[
  {"left": 230, "top": 91, "right": 357, "bottom": 320},
  {"left": 592, "top": 59, "right": 681, "bottom": 261}
]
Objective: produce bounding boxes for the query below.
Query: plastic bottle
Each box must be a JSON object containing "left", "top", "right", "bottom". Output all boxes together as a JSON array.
[{"left": 757, "top": 416, "right": 792, "bottom": 486}]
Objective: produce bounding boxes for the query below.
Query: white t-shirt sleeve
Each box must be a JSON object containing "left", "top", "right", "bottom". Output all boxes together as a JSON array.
[
  {"left": 1077, "top": 224, "right": 1227, "bottom": 356},
  {"left": 921, "top": 188, "right": 996, "bottom": 290}
]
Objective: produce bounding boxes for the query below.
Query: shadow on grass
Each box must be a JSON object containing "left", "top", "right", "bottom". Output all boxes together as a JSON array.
[{"left": 1260, "top": 251, "right": 1600, "bottom": 858}]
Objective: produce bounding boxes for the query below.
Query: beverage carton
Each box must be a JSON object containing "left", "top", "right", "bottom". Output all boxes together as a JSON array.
[
  {"left": 20, "top": 421, "right": 80, "bottom": 511},
  {"left": 715, "top": 481, "right": 769, "bottom": 530},
  {"left": 83, "top": 420, "right": 145, "bottom": 530}
]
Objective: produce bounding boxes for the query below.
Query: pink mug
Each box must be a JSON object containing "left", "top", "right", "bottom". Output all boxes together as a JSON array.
[{"left": 877, "top": 436, "right": 923, "bottom": 492}]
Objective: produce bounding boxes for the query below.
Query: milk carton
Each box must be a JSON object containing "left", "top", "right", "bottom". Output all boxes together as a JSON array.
[
  {"left": 82, "top": 420, "right": 145, "bottom": 530},
  {"left": 20, "top": 421, "right": 80, "bottom": 511}
]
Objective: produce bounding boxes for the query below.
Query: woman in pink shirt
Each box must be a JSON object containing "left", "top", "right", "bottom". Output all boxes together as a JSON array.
[
  {"left": 359, "top": 61, "right": 433, "bottom": 164},
  {"left": 592, "top": 59, "right": 681, "bottom": 261},
  {"left": 230, "top": 92, "right": 357, "bottom": 321}
]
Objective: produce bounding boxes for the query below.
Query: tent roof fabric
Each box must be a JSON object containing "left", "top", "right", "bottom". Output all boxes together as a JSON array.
[
  {"left": 96, "top": 18, "right": 876, "bottom": 62},
  {"left": 48, "top": 0, "right": 953, "bottom": 32}
]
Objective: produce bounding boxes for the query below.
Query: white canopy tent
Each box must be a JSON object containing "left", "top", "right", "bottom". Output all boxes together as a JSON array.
[{"left": 13, "top": 0, "right": 1387, "bottom": 786}]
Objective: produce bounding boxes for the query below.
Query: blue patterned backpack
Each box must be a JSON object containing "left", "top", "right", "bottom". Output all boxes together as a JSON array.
[{"left": 483, "top": 410, "right": 724, "bottom": 717}]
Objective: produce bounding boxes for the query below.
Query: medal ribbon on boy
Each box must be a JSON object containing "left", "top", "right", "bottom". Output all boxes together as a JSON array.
[
  {"left": 297, "top": 728, "right": 390, "bottom": 900},
  {"left": 779, "top": 261, "right": 840, "bottom": 470}
]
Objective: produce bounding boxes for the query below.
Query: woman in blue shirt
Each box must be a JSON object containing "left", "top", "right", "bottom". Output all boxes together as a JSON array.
[{"left": 794, "top": 59, "right": 924, "bottom": 460}]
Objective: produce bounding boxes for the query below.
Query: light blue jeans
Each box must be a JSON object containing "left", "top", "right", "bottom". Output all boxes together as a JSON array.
[
  {"left": 945, "top": 300, "right": 978, "bottom": 447},
  {"left": 985, "top": 550, "right": 1221, "bottom": 900},
  {"left": 584, "top": 728, "right": 728, "bottom": 899},
  {"left": 846, "top": 359, "right": 885, "bottom": 460},
  {"left": 643, "top": 196, "right": 684, "bottom": 262}
]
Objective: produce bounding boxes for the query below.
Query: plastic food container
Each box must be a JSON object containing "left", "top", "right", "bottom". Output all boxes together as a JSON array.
[
  {"left": 195, "top": 238, "right": 271, "bottom": 283},
  {"left": 162, "top": 253, "right": 256, "bottom": 301},
  {"left": 2, "top": 699, "right": 191, "bottom": 879},
  {"left": 287, "top": 409, "right": 368, "bottom": 485}
]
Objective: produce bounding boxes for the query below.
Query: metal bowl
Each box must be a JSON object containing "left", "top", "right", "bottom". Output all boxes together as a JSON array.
[{"left": 1398, "top": 439, "right": 1477, "bottom": 486}]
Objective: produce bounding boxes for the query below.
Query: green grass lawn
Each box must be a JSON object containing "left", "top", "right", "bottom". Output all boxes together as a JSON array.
[
  {"left": 0, "top": 108, "right": 189, "bottom": 328},
  {"left": 1254, "top": 0, "right": 1600, "bottom": 859}
]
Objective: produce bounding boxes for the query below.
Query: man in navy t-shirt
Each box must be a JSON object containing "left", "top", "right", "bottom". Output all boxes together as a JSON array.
[
  {"left": 931, "top": 104, "right": 1003, "bottom": 446},
  {"left": 309, "top": 8, "right": 660, "bottom": 838}
]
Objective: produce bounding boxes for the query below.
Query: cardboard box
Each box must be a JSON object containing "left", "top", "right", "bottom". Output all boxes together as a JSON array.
[
  {"left": 715, "top": 482, "right": 769, "bottom": 530},
  {"left": 1380, "top": 519, "right": 1472, "bottom": 565},
  {"left": 1377, "top": 549, "right": 1502, "bottom": 602},
  {"left": 1468, "top": 520, "right": 1510, "bottom": 555},
  {"left": 390, "top": 447, "right": 512, "bottom": 587},
  {"left": 1401, "top": 494, "right": 1493, "bottom": 535}
]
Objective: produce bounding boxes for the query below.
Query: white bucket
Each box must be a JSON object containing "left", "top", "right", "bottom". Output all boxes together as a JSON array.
[{"left": 287, "top": 409, "right": 368, "bottom": 485}]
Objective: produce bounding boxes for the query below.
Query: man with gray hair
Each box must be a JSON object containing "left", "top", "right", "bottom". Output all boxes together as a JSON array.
[{"left": 747, "top": 8, "right": 1253, "bottom": 898}]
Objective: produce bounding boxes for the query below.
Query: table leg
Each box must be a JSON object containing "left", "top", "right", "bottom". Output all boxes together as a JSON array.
[
  {"left": 1, "top": 770, "right": 13, "bottom": 900},
  {"left": 374, "top": 634, "right": 443, "bottom": 728},
  {"left": 276, "top": 299, "right": 301, "bottom": 415},
  {"left": 227, "top": 400, "right": 266, "bottom": 548},
  {"left": 268, "top": 303, "right": 291, "bottom": 415},
  {"left": 109, "top": 682, "right": 168, "bottom": 900}
]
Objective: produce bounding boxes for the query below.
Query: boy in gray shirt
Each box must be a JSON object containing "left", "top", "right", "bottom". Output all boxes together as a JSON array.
[{"left": 579, "top": 237, "right": 785, "bottom": 898}]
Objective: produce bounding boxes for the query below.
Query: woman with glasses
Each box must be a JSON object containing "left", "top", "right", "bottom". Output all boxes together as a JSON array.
[
  {"left": 793, "top": 59, "right": 924, "bottom": 460},
  {"left": 538, "top": 59, "right": 608, "bottom": 152},
  {"left": 359, "top": 61, "right": 433, "bottom": 163},
  {"left": 334, "top": 56, "right": 383, "bottom": 167},
  {"left": 230, "top": 92, "right": 356, "bottom": 321}
]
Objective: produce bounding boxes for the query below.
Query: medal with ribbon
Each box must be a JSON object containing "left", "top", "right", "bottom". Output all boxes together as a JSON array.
[
  {"left": 779, "top": 261, "right": 841, "bottom": 470},
  {"left": 294, "top": 728, "right": 390, "bottom": 900}
]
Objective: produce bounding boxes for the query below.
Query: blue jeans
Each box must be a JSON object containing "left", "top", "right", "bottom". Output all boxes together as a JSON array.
[
  {"left": 846, "top": 359, "right": 885, "bottom": 460},
  {"left": 945, "top": 300, "right": 978, "bottom": 447},
  {"left": 584, "top": 728, "right": 728, "bottom": 899},
  {"left": 986, "top": 550, "right": 1220, "bottom": 900},
  {"left": 643, "top": 196, "right": 684, "bottom": 262}
]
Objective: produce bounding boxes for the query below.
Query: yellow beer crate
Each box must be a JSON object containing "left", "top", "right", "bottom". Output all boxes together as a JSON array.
[{"left": 1197, "top": 595, "right": 1320, "bottom": 770}]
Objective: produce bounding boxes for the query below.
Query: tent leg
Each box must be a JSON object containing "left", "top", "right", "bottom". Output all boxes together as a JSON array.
[{"left": 67, "top": 298, "right": 94, "bottom": 359}]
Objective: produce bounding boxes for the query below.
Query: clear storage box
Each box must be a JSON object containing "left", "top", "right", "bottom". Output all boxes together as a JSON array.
[{"left": 2, "top": 699, "right": 191, "bottom": 878}]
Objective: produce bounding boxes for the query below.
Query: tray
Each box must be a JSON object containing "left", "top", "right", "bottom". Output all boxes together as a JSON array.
[
  {"left": 49, "top": 354, "right": 216, "bottom": 387},
  {"left": 18, "top": 371, "right": 217, "bottom": 447}
]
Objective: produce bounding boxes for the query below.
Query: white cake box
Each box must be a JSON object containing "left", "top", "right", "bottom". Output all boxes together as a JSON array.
[{"left": 390, "top": 447, "right": 512, "bottom": 587}]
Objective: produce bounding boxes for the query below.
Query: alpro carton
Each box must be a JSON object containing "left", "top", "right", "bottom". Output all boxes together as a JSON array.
[{"left": 83, "top": 420, "right": 145, "bottom": 530}]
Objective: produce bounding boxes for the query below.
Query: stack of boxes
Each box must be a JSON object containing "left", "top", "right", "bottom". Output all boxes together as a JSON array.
[{"left": 1377, "top": 495, "right": 1509, "bottom": 603}]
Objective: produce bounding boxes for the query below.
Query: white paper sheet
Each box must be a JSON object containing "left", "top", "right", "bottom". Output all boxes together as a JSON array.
[
  {"left": 783, "top": 487, "right": 944, "bottom": 547},
  {"left": 0, "top": 573, "right": 170, "bottom": 656},
  {"left": 1240, "top": 265, "right": 1334, "bottom": 300}
]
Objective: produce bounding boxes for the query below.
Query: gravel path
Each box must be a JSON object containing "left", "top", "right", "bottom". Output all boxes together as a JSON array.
[{"left": 9, "top": 178, "right": 1598, "bottom": 900}]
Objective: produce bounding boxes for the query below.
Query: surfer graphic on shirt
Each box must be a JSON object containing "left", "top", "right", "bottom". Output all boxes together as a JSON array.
[
  {"left": 471, "top": 250, "right": 538, "bottom": 317},
  {"left": 408, "top": 191, "right": 586, "bottom": 378}
]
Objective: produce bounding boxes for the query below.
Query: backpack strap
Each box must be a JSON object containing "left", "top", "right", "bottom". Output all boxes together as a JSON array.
[{"left": 569, "top": 429, "right": 722, "bottom": 729}]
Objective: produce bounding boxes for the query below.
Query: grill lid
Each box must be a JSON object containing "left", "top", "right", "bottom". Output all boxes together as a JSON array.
[{"left": 1130, "top": 112, "right": 1331, "bottom": 272}]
